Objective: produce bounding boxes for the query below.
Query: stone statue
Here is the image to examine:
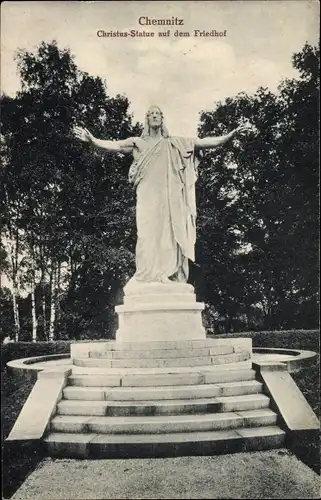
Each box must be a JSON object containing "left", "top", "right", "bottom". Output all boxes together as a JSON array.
[{"left": 73, "top": 106, "right": 249, "bottom": 286}]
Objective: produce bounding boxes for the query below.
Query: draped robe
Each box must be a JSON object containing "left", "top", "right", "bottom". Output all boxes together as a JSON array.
[{"left": 128, "top": 136, "right": 199, "bottom": 283}]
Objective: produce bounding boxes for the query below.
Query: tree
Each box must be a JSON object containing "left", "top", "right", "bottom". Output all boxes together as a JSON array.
[
  {"left": 196, "top": 43, "right": 319, "bottom": 331},
  {"left": 276, "top": 42, "right": 319, "bottom": 327},
  {"left": 1, "top": 40, "right": 141, "bottom": 340}
]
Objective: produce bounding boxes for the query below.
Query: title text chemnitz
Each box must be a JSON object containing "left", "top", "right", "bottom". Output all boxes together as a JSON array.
[{"left": 138, "top": 16, "right": 184, "bottom": 26}]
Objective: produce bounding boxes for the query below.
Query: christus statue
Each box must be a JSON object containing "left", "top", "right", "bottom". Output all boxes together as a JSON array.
[{"left": 73, "top": 106, "right": 250, "bottom": 285}]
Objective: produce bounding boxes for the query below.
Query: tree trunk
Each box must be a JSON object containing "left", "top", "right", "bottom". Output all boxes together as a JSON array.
[
  {"left": 42, "top": 293, "right": 47, "bottom": 340},
  {"left": 10, "top": 232, "right": 20, "bottom": 342},
  {"left": 55, "top": 262, "right": 61, "bottom": 325},
  {"left": 12, "top": 280, "right": 20, "bottom": 342},
  {"left": 68, "top": 251, "right": 78, "bottom": 293},
  {"left": 40, "top": 266, "right": 48, "bottom": 340},
  {"left": 30, "top": 247, "right": 38, "bottom": 342},
  {"left": 224, "top": 314, "right": 232, "bottom": 333},
  {"left": 31, "top": 263, "right": 37, "bottom": 342},
  {"left": 49, "top": 263, "right": 56, "bottom": 341},
  {"left": 4, "top": 194, "right": 21, "bottom": 342},
  {"left": 31, "top": 287, "right": 37, "bottom": 342}
]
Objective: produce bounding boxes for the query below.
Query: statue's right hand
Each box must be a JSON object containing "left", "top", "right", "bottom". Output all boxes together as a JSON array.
[{"left": 72, "top": 126, "right": 93, "bottom": 143}]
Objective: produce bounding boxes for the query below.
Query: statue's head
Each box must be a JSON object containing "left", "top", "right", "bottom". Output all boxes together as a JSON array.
[{"left": 141, "top": 106, "right": 170, "bottom": 138}]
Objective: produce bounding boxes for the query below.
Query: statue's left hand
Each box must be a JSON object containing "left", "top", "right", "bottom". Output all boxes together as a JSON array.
[
  {"left": 235, "top": 120, "right": 257, "bottom": 136},
  {"left": 235, "top": 124, "right": 248, "bottom": 136}
]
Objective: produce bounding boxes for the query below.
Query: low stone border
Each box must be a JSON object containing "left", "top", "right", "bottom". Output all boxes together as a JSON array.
[
  {"left": 252, "top": 347, "right": 318, "bottom": 372},
  {"left": 6, "top": 366, "right": 72, "bottom": 442},
  {"left": 7, "top": 353, "right": 70, "bottom": 372},
  {"left": 5, "top": 354, "right": 70, "bottom": 388},
  {"left": 252, "top": 360, "right": 319, "bottom": 460}
]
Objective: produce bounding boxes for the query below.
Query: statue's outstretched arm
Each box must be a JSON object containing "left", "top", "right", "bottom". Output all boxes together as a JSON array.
[
  {"left": 195, "top": 124, "right": 250, "bottom": 150},
  {"left": 73, "top": 126, "right": 136, "bottom": 154}
]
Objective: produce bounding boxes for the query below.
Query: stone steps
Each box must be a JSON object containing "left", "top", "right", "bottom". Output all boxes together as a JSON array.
[
  {"left": 68, "top": 367, "right": 255, "bottom": 387},
  {"left": 45, "top": 339, "right": 286, "bottom": 459},
  {"left": 71, "top": 338, "right": 251, "bottom": 354},
  {"left": 45, "top": 333, "right": 287, "bottom": 460},
  {"left": 45, "top": 426, "right": 286, "bottom": 458},
  {"left": 88, "top": 345, "right": 235, "bottom": 359},
  {"left": 57, "top": 393, "right": 270, "bottom": 417},
  {"left": 63, "top": 380, "right": 263, "bottom": 401},
  {"left": 73, "top": 351, "right": 250, "bottom": 369},
  {"left": 51, "top": 409, "right": 277, "bottom": 434},
  {"left": 71, "top": 360, "right": 252, "bottom": 378}
]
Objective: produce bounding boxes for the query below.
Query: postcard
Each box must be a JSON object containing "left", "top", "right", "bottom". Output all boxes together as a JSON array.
[{"left": 1, "top": 1, "right": 319, "bottom": 499}]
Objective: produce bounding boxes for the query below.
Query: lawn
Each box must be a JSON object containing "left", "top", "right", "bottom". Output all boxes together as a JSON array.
[{"left": 2, "top": 368, "right": 45, "bottom": 499}]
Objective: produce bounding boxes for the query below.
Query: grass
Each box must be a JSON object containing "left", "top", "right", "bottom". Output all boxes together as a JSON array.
[
  {"left": 1, "top": 331, "right": 320, "bottom": 498},
  {"left": 291, "top": 363, "right": 320, "bottom": 419},
  {"left": 290, "top": 362, "right": 320, "bottom": 475},
  {"left": 1, "top": 368, "right": 45, "bottom": 499}
]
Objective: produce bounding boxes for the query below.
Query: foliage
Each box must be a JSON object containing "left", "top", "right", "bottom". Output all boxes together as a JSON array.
[
  {"left": 196, "top": 42, "right": 319, "bottom": 331},
  {"left": 1, "top": 41, "right": 140, "bottom": 340},
  {"left": 210, "top": 329, "right": 319, "bottom": 353}
]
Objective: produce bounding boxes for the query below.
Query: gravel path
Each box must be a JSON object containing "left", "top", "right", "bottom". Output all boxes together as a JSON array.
[{"left": 11, "top": 449, "right": 320, "bottom": 499}]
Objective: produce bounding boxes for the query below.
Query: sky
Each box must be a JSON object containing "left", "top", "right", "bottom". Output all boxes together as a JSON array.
[{"left": 1, "top": 0, "right": 319, "bottom": 136}]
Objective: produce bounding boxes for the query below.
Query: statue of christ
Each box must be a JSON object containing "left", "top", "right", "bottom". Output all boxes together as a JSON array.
[{"left": 73, "top": 106, "right": 249, "bottom": 285}]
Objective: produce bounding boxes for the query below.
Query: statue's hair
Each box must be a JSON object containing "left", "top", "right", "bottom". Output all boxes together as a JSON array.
[{"left": 141, "top": 106, "right": 170, "bottom": 138}]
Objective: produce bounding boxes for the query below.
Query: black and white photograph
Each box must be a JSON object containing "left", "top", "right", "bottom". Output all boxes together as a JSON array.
[{"left": 1, "top": 1, "right": 320, "bottom": 499}]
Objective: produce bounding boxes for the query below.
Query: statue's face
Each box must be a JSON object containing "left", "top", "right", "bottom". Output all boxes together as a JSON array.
[{"left": 147, "top": 107, "right": 162, "bottom": 128}]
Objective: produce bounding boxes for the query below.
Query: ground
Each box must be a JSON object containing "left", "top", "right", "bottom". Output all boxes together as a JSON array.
[{"left": 10, "top": 449, "right": 320, "bottom": 499}]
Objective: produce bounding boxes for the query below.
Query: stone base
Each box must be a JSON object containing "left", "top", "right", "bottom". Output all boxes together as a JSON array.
[{"left": 115, "top": 282, "right": 206, "bottom": 343}]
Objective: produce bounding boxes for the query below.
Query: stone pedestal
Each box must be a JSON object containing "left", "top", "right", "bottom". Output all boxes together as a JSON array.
[{"left": 115, "top": 282, "right": 206, "bottom": 343}]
